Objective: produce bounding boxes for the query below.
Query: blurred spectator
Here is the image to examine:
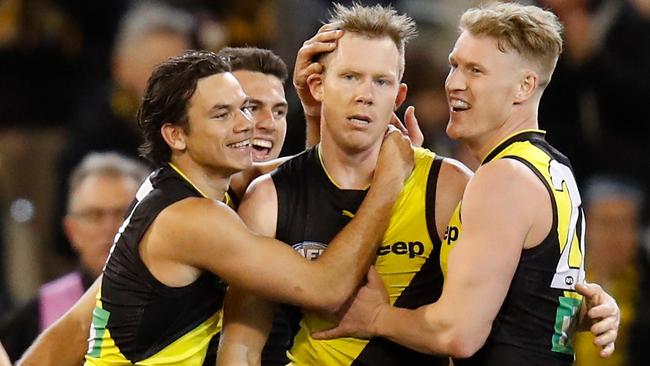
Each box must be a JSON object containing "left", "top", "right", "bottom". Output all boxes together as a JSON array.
[
  {"left": 574, "top": 176, "right": 649, "bottom": 366},
  {"left": 537, "top": 0, "right": 650, "bottom": 187},
  {"left": 54, "top": 1, "right": 194, "bottom": 256},
  {"left": 0, "top": 0, "right": 131, "bottom": 125},
  {"left": 0, "top": 152, "right": 148, "bottom": 362}
]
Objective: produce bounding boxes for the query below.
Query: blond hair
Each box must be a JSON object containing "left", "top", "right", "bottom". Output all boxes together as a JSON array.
[
  {"left": 328, "top": 2, "right": 417, "bottom": 79},
  {"left": 460, "top": 2, "right": 563, "bottom": 88}
]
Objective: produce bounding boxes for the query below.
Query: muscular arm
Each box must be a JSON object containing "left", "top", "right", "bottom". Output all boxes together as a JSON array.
[
  {"left": 152, "top": 131, "right": 413, "bottom": 313},
  {"left": 315, "top": 160, "right": 545, "bottom": 357},
  {"left": 371, "top": 161, "right": 540, "bottom": 357},
  {"left": 217, "top": 176, "right": 280, "bottom": 366},
  {"left": 17, "top": 276, "right": 101, "bottom": 366}
]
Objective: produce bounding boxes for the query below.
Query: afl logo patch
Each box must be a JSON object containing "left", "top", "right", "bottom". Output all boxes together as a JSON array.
[{"left": 292, "top": 241, "right": 327, "bottom": 260}]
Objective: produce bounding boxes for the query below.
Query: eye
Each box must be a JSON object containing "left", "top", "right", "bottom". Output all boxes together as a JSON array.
[
  {"left": 342, "top": 74, "right": 356, "bottom": 81},
  {"left": 471, "top": 67, "right": 482, "bottom": 74},
  {"left": 213, "top": 111, "right": 230, "bottom": 120},
  {"left": 273, "top": 107, "right": 287, "bottom": 118},
  {"left": 247, "top": 103, "right": 260, "bottom": 113},
  {"left": 375, "top": 79, "right": 388, "bottom": 86}
]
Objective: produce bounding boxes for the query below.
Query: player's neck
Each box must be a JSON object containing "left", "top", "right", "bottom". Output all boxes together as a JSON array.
[
  {"left": 319, "top": 138, "right": 380, "bottom": 190},
  {"left": 170, "top": 155, "right": 232, "bottom": 200},
  {"left": 471, "top": 111, "right": 539, "bottom": 163}
]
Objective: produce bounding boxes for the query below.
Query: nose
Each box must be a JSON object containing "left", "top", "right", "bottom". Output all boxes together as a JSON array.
[
  {"left": 235, "top": 108, "right": 253, "bottom": 133},
  {"left": 354, "top": 80, "right": 374, "bottom": 105},
  {"left": 255, "top": 107, "right": 275, "bottom": 133},
  {"left": 445, "top": 67, "right": 466, "bottom": 92}
]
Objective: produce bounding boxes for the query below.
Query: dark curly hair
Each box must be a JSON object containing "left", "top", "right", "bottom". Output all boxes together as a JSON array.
[{"left": 137, "top": 50, "right": 231, "bottom": 166}]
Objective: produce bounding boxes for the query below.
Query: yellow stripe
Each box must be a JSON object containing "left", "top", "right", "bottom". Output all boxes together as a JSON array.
[
  {"left": 168, "top": 163, "right": 209, "bottom": 198},
  {"left": 481, "top": 129, "right": 546, "bottom": 164}
]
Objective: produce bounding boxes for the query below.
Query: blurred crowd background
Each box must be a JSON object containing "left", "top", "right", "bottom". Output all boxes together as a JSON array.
[{"left": 0, "top": 0, "right": 648, "bottom": 364}]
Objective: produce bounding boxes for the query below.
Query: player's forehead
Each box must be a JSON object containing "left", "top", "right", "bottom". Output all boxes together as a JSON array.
[
  {"left": 324, "top": 32, "right": 400, "bottom": 78},
  {"left": 190, "top": 72, "right": 248, "bottom": 111}
]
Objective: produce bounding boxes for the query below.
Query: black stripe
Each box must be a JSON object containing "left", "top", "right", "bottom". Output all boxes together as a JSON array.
[
  {"left": 482, "top": 131, "right": 546, "bottom": 164},
  {"left": 351, "top": 156, "right": 448, "bottom": 366},
  {"left": 201, "top": 332, "right": 220, "bottom": 366},
  {"left": 425, "top": 156, "right": 444, "bottom": 243},
  {"left": 227, "top": 186, "right": 240, "bottom": 209}
]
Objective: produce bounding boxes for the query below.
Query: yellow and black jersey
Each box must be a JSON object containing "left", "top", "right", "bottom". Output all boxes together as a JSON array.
[
  {"left": 443, "top": 130, "right": 585, "bottom": 366},
  {"left": 84, "top": 164, "right": 227, "bottom": 365},
  {"left": 271, "top": 146, "right": 449, "bottom": 366}
]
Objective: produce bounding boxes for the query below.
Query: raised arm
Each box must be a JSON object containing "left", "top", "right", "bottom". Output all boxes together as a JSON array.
[
  {"left": 293, "top": 24, "right": 343, "bottom": 148},
  {"left": 17, "top": 276, "right": 101, "bottom": 366}
]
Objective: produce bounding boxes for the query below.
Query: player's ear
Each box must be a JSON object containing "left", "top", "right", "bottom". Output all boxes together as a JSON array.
[
  {"left": 395, "top": 83, "right": 408, "bottom": 110},
  {"left": 161, "top": 122, "right": 187, "bottom": 152},
  {"left": 514, "top": 71, "right": 538, "bottom": 104},
  {"left": 307, "top": 73, "right": 325, "bottom": 102}
]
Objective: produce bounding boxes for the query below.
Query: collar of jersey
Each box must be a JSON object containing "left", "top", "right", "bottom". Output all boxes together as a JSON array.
[
  {"left": 317, "top": 144, "right": 371, "bottom": 191},
  {"left": 481, "top": 129, "right": 546, "bottom": 165},
  {"left": 168, "top": 162, "right": 209, "bottom": 198}
]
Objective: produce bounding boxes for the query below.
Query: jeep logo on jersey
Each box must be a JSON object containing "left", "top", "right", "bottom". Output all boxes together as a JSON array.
[
  {"left": 444, "top": 226, "right": 459, "bottom": 245},
  {"left": 292, "top": 241, "right": 327, "bottom": 260},
  {"left": 377, "top": 241, "right": 424, "bottom": 258}
]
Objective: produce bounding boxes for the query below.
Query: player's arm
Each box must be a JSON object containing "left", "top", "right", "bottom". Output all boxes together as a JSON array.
[
  {"left": 229, "top": 155, "right": 292, "bottom": 201},
  {"left": 314, "top": 160, "right": 541, "bottom": 357},
  {"left": 293, "top": 23, "right": 343, "bottom": 148},
  {"left": 155, "top": 129, "right": 413, "bottom": 313},
  {"left": 17, "top": 276, "right": 101, "bottom": 366},
  {"left": 217, "top": 176, "right": 280, "bottom": 366},
  {"left": 432, "top": 158, "right": 473, "bottom": 240}
]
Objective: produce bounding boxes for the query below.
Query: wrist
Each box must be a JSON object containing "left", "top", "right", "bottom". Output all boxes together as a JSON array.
[{"left": 371, "top": 303, "right": 393, "bottom": 338}]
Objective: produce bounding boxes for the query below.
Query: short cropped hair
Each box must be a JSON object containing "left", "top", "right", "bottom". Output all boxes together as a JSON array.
[
  {"left": 327, "top": 2, "right": 417, "bottom": 79},
  {"left": 68, "top": 152, "right": 150, "bottom": 212},
  {"left": 137, "top": 50, "right": 231, "bottom": 166},
  {"left": 217, "top": 47, "right": 288, "bottom": 83},
  {"left": 460, "top": 2, "right": 563, "bottom": 88}
]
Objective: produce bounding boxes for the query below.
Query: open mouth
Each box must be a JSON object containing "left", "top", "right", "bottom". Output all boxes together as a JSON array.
[
  {"left": 450, "top": 98, "right": 471, "bottom": 112},
  {"left": 251, "top": 138, "right": 273, "bottom": 159},
  {"left": 347, "top": 114, "right": 371, "bottom": 126},
  {"left": 227, "top": 139, "right": 251, "bottom": 149}
]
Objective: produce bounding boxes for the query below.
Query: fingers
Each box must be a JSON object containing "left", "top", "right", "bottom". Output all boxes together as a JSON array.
[
  {"left": 587, "top": 303, "right": 618, "bottom": 320},
  {"left": 599, "top": 342, "right": 615, "bottom": 358},
  {"left": 576, "top": 282, "right": 602, "bottom": 299},
  {"left": 403, "top": 106, "right": 424, "bottom": 147},
  {"left": 590, "top": 315, "right": 618, "bottom": 336},
  {"left": 312, "top": 326, "right": 344, "bottom": 340},
  {"left": 389, "top": 112, "right": 408, "bottom": 135},
  {"left": 366, "top": 266, "right": 383, "bottom": 289},
  {"left": 593, "top": 327, "right": 617, "bottom": 347}
]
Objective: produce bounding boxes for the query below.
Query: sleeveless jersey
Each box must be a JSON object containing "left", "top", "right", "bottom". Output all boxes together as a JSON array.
[
  {"left": 442, "top": 130, "right": 586, "bottom": 366},
  {"left": 84, "top": 165, "right": 227, "bottom": 365},
  {"left": 272, "top": 146, "right": 449, "bottom": 366}
]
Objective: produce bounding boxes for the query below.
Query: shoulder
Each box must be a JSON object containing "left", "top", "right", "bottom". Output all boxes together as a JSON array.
[
  {"left": 154, "top": 196, "right": 243, "bottom": 239},
  {"left": 240, "top": 174, "right": 278, "bottom": 212},
  {"left": 438, "top": 157, "right": 473, "bottom": 188},
  {"left": 464, "top": 158, "right": 547, "bottom": 215}
]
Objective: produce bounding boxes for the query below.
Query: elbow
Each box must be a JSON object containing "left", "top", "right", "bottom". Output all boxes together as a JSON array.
[
  {"left": 313, "top": 289, "right": 349, "bottom": 314},
  {"left": 440, "top": 325, "right": 489, "bottom": 359}
]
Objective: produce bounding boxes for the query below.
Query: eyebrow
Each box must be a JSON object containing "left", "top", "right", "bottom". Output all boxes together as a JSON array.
[{"left": 209, "top": 97, "right": 252, "bottom": 112}]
